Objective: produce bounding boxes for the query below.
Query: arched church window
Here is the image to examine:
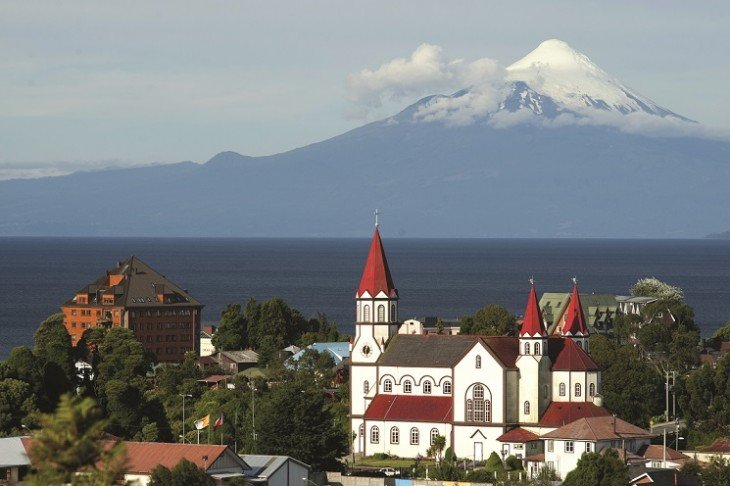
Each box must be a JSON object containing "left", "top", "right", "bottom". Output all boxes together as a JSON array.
[
  {"left": 430, "top": 428, "right": 439, "bottom": 445},
  {"left": 559, "top": 383, "right": 566, "bottom": 396},
  {"left": 391, "top": 304, "right": 396, "bottom": 321},
  {"left": 476, "top": 355, "right": 482, "bottom": 368},
  {"left": 410, "top": 428, "right": 420, "bottom": 445},
  {"left": 589, "top": 383, "right": 595, "bottom": 397},
  {"left": 524, "top": 342, "right": 530, "bottom": 355},
  {"left": 467, "top": 385, "right": 491, "bottom": 422},
  {"left": 404, "top": 380, "right": 412, "bottom": 393},
  {"left": 577, "top": 340, "right": 583, "bottom": 349},
  {"left": 534, "top": 342, "right": 541, "bottom": 355},
  {"left": 474, "top": 399, "right": 485, "bottom": 421},
  {"left": 575, "top": 383, "right": 582, "bottom": 397},
  {"left": 423, "top": 380, "right": 432, "bottom": 394},
  {"left": 363, "top": 305, "right": 370, "bottom": 322},
  {"left": 363, "top": 380, "right": 369, "bottom": 394},
  {"left": 390, "top": 427, "right": 399, "bottom": 444},
  {"left": 377, "top": 305, "right": 385, "bottom": 322},
  {"left": 443, "top": 380, "right": 452, "bottom": 394},
  {"left": 370, "top": 426, "right": 379, "bottom": 443},
  {"left": 359, "top": 424, "right": 364, "bottom": 436},
  {"left": 524, "top": 401, "right": 530, "bottom": 415},
  {"left": 383, "top": 378, "right": 393, "bottom": 392}
]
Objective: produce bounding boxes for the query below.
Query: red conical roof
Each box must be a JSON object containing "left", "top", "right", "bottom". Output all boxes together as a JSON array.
[
  {"left": 357, "top": 226, "right": 398, "bottom": 298},
  {"left": 562, "top": 281, "right": 589, "bottom": 336},
  {"left": 520, "top": 280, "right": 547, "bottom": 337}
]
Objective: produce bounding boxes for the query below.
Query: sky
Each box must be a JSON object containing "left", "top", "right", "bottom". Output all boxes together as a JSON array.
[{"left": 0, "top": 0, "right": 728, "bottom": 173}]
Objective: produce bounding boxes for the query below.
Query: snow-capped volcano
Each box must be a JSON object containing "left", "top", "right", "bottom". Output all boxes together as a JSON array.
[
  {"left": 505, "top": 39, "right": 684, "bottom": 119},
  {"left": 402, "top": 39, "right": 690, "bottom": 126}
]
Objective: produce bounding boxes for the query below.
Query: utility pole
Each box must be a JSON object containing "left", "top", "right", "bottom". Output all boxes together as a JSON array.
[
  {"left": 665, "top": 371, "right": 670, "bottom": 422},
  {"left": 672, "top": 371, "right": 677, "bottom": 420},
  {"left": 251, "top": 384, "right": 257, "bottom": 453},
  {"left": 663, "top": 427, "right": 667, "bottom": 468}
]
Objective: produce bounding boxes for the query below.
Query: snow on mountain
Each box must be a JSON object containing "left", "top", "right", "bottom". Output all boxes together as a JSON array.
[
  {"left": 400, "top": 39, "right": 692, "bottom": 128},
  {"left": 505, "top": 39, "right": 684, "bottom": 119}
]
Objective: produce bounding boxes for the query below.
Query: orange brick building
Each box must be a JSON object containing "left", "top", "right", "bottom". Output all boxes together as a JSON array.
[{"left": 61, "top": 256, "right": 203, "bottom": 362}]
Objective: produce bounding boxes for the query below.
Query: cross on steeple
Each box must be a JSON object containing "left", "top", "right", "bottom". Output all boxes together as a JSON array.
[{"left": 374, "top": 209, "right": 380, "bottom": 227}]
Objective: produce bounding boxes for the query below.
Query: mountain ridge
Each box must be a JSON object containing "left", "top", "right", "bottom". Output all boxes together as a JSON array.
[{"left": 1, "top": 39, "right": 728, "bottom": 238}]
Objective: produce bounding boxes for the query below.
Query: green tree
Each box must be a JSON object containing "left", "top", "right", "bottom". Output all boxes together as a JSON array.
[
  {"left": 213, "top": 304, "right": 249, "bottom": 351},
  {"left": 0, "top": 378, "right": 38, "bottom": 435},
  {"left": 34, "top": 314, "right": 75, "bottom": 410},
  {"left": 631, "top": 277, "right": 684, "bottom": 302},
  {"left": 94, "top": 328, "right": 170, "bottom": 440},
  {"left": 2, "top": 346, "right": 44, "bottom": 398},
  {"left": 25, "top": 394, "right": 127, "bottom": 485},
  {"left": 485, "top": 451, "right": 505, "bottom": 475},
  {"left": 713, "top": 321, "right": 730, "bottom": 342},
  {"left": 589, "top": 335, "right": 664, "bottom": 425},
  {"left": 562, "top": 449, "right": 628, "bottom": 486},
  {"left": 700, "top": 457, "right": 730, "bottom": 486},
  {"left": 299, "top": 313, "right": 347, "bottom": 347},
  {"left": 427, "top": 434, "right": 446, "bottom": 461},
  {"left": 460, "top": 305, "right": 518, "bottom": 336},
  {"left": 149, "top": 458, "right": 215, "bottom": 486},
  {"left": 252, "top": 369, "right": 348, "bottom": 470}
]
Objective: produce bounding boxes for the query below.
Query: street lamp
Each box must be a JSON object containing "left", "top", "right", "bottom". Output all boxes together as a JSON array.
[
  {"left": 180, "top": 394, "right": 192, "bottom": 443},
  {"left": 250, "top": 382, "right": 258, "bottom": 452}
]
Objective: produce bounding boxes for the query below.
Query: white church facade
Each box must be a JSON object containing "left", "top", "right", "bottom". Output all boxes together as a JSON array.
[{"left": 349, "top": 225, "right": 650, "bottom": 473}]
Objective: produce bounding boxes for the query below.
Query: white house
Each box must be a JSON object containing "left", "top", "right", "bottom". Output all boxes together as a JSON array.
[
  {"left": 350, "top": 225, "right": 615, "bottom": 473},
  {"left": 538, "top": 415, "right": 653, "bottom": 478},
  {"left": 0, "top": 436, "right": 31, "bottom": 484}
]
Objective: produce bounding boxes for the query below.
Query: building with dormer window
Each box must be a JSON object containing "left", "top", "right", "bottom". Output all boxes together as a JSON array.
[{"left": 61, "top": 256, "right": 203, "bottom": 362}]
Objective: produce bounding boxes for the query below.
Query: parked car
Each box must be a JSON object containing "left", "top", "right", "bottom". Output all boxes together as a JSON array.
[{"left": 380, "top": 467, "right": 399, "bottom": 477}]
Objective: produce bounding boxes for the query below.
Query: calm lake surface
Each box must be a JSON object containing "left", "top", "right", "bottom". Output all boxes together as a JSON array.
[{"left": 1, "top": 237, "right": 730, "bottom": 359}]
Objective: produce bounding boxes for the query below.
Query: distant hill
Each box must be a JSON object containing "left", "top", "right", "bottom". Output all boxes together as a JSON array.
[{"left": 1, "top": 39, "right": 729, "bottom": 238}]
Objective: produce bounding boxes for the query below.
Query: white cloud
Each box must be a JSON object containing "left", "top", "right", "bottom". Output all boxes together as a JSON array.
[{"left": 346, "top": 44, "right": 506, "bottom": 118}]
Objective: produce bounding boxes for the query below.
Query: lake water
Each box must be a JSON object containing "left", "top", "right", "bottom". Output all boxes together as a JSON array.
[{"left": 1, "top": 237, "right": 729, "bottom": 359}]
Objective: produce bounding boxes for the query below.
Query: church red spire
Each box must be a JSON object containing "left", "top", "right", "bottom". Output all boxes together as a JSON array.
[
  {"left": 357, "top": 225, "right": 398, "bottom": 298},
  {"left": 562, "top": 279, "right": 589, "bottom": 336},
  {"left": 520, "top": 279, "right": 547, "bottom": 337}
]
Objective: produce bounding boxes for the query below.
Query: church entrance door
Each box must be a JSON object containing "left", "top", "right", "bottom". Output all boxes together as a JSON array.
[{"left": 473, "top": 442, "right": 483, "bottom": 462}]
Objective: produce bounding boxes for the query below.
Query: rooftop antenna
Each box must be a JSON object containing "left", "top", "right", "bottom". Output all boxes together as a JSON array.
[
  {"left": 572, "top": 276, "right": 578, "bottom": 286},
  {"left": 374, "top": 208, "right": 380, "bottom": 227}
]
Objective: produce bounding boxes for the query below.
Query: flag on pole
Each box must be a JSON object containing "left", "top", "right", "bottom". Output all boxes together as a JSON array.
[
  {"left": 194, "top": 415, "right": 210, "bottom": 430},
  {"left": 213, "top": 414, "right": 224, "bottom": 428}
]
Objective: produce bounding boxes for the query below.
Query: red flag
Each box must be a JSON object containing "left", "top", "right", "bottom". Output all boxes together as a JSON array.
[{"left": 213, "top": 414, "right": 223, "bottom": 428}]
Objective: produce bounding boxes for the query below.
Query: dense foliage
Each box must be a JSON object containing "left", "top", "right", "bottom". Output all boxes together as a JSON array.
[
  {"left": 460, "top": 304, "right": 518, "bottom": 336},
  {"left": 25, "top": 394, "right": 126, "bottom": 485},
  {"left": 149, "top": 459, "right": 215, "bottom": 486},
  {"left": 213, "top": 298, "right": 346, "bottom": 364},
  {"left": 562, "top": 449, "right": 628, "bottom": 486}
]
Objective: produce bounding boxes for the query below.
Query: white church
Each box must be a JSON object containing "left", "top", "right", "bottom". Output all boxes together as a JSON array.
[{"left": 350, "top": 225, "right": 652, "bottom": 477}]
